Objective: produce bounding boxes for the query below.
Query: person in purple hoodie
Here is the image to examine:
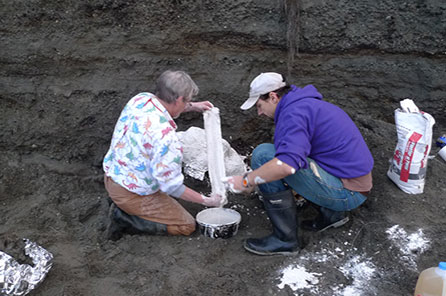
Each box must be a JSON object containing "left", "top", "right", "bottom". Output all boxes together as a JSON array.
[{"left": 223, "top": 72, "right": 373, "bottom": 256}]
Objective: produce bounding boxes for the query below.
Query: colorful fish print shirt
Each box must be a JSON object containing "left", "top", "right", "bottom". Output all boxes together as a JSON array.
[{"left": 103, "top": 93, "right": 185, "bottom": 197}]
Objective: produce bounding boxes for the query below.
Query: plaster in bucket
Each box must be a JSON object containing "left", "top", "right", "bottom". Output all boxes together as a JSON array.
[{"left": 196, "top": 208, "right": 241, "bottom": 239}]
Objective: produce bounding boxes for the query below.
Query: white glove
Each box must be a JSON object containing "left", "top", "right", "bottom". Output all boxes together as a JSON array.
[{"left": 201, "top": 193, "right": 227, "bottom": 207}]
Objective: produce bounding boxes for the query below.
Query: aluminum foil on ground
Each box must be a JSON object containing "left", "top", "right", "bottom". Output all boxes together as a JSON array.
[{"left": 1, "top": 238, "right": 53, "bottom": 295}]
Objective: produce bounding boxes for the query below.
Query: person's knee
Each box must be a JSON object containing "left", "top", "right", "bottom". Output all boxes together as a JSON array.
[
  {"left": 167, "top": 223, "right": 196, "bottom": 236},
  {"left": 251, "top": 143, "right": 276, "bottom": 169}
]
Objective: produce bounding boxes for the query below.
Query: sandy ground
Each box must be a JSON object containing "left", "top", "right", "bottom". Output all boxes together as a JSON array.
[{"left": 1, "top": 1, "right": 446, "bottom": 295}]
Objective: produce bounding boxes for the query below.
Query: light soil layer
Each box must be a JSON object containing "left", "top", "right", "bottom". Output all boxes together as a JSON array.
[{"left": 1, "top": 1, "right": 445, "bottom": 295}]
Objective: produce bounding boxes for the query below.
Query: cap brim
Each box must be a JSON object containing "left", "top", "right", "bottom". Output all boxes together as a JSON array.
[{"left": 240, "top": 96, "right": 259, "bottom": 110}]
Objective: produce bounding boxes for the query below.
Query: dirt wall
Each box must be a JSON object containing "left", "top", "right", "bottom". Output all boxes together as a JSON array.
[{"left": 1, "top": 0, "right": 445, "bottom": 163}]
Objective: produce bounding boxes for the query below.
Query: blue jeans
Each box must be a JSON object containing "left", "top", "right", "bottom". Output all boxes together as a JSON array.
[{"left": 251, "top": 143, "right": 366, "bottom": 211}]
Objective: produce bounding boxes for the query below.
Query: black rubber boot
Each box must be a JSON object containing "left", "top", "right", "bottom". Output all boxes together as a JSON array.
[
  {"left": 106, "top": 203, "right": 167, "bottom": 241},
  {"left": 244, "top": 190, "right": 300, "bottom": 256},
  {"left": 301, "top": 206, "right": 349, "bottom": 233}
]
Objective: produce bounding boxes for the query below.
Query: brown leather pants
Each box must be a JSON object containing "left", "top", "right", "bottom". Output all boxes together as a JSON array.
[{"left": 104, "top": 176, "right": 196, "bottom": 236}]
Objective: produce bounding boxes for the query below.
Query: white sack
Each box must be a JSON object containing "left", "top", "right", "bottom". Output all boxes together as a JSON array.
[{"left": 387, "top": 99, "right": 435, "bottom": 194}]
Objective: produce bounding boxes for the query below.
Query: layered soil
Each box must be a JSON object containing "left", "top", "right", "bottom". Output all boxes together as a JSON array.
[{"left": 1, "top": 1, "right": 445, "bottom": 295}]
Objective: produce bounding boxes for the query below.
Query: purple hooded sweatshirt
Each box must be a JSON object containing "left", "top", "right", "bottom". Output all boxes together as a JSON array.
[{"left": 274, "top": 85, "right": 373, "bottom": 179}]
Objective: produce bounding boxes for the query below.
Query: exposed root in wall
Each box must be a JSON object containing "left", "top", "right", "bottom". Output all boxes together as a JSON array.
[{"left": 281, "top": 0, "right": 301, "bottom": 77}]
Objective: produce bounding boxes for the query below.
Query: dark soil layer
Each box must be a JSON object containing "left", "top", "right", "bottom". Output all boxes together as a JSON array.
[{"left": 1, "top": 1, "right": 445, "bottom": 295}]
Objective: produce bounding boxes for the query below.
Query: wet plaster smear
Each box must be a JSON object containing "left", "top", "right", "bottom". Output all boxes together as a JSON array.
[
  {"left": 203, "top": 107, "right": 227, "bottom": 204},
  {"left": 276, "top": 225, "right": 430, "bottom": 295}
]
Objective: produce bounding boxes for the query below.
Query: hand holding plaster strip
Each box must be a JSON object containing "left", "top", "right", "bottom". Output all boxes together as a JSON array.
[
  {"left": 222, "top": 175, "right": 255, "bottom": 194},
  {"left": 201, "top": 193, "right": 226, "bottom": 207}
]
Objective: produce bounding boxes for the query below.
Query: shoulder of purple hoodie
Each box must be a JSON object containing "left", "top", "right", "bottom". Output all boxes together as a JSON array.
[{"left": 273, "top": 84, "right": 374, "bottom": 180}]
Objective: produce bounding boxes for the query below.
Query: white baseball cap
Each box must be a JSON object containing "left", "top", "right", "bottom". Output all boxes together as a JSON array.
[{"left": 240, "top": 72, "right": 286, "bottom": 110}]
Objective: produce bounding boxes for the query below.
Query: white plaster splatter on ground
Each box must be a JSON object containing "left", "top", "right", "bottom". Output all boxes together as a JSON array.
[
  {"left": 385, "top": 225, "right": 430, "bottom": 269},
  {"left": 275, "top": 225, "right": 430, "bottom": 295},
  {"left": 334, "top": 256, "right": 377, "bottom": 296},
  {"left": 230, "top": 204, "right": 261, "bottom": 217},
  {"left": 273, "top": 224, "right": 428, "bottom": 294},
  {"left": 230, "top": 204, "right": 248, "bottom": 212},
  {"left": 277, "top": 247, "right": 377, "bottom": 296},
  {"left": 278, "top": 265, "right": 322, "bottom": 294}
]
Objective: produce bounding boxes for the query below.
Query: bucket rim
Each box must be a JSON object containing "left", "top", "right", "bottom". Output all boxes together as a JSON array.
[{"left": 196, "top": 208, "right": 241, "bottom": 227}]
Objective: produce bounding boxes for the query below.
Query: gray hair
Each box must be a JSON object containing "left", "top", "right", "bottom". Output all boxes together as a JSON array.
[{"left": 155, "top": 70, "right": 199, "bottom": 104}]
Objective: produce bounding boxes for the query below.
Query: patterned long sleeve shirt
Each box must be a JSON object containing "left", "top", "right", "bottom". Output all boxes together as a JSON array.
[{"left": 103, "top": 93, "right": 185, "bottom": 197}]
